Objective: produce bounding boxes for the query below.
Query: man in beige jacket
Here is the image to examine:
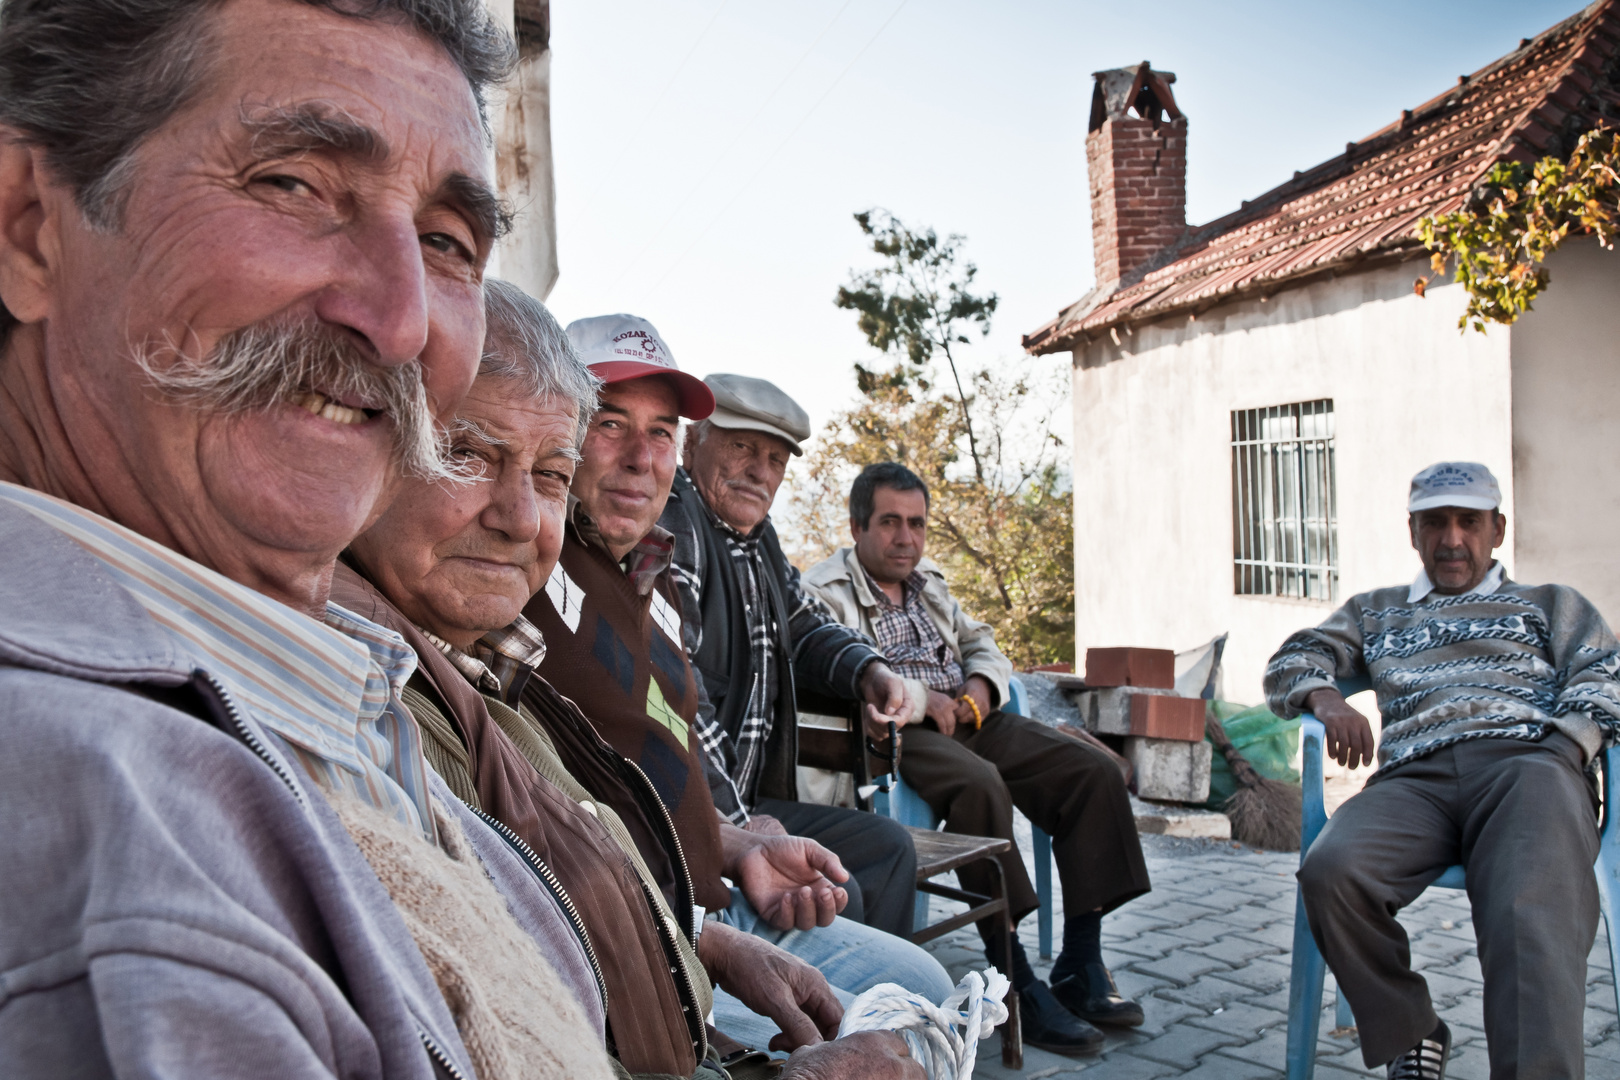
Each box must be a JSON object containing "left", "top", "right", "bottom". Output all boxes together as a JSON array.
[{"left": 804, "top": 463, "right": 1153, "bottom": 1055}]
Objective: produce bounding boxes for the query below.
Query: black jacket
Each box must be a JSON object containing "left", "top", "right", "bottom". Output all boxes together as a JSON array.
[{"left": 659, "top": 468, "right": 882, "bottom": 815}]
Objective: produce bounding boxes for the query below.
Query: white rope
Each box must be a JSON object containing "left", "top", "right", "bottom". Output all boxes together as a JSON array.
[{"left": 837, "top": 967, "right": 1011, "bottom": 1080}]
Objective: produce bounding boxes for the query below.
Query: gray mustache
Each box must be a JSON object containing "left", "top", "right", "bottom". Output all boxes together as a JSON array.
[{"left": 136, "top": 318, "right": 456, "bottom": 482}]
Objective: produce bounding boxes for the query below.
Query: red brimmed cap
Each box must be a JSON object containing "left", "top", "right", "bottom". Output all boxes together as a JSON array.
[{"left": 564, "top": 314, "right": 715, "bottom": 420}]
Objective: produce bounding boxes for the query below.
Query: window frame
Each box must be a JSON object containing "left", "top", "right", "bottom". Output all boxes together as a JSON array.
[{"left": 1231, "top": 399, "right": 1338, "bottom": 602}]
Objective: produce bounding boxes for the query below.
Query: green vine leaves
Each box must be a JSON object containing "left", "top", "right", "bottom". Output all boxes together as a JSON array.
[{"left": 1416, "top": 127, "right": 1620, "bottom": 333}]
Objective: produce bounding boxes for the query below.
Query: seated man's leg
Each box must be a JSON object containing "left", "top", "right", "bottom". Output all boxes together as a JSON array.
[
  {"left": 718, "top": 887, "right": 955, "bottom": 1001},
  {"left": 1456, "top": 732, "right": 1598, "bottom": 1079},
  {"left": 964, "top": 711, "right": 1151, "bottom": 1025},
  {"left": 1298, "top": 753, "right": 1459, "bottom": 1068},
  {"left": 901, "top": 723, "right": 1105, "bottom": 1054},
  {"left": 899, "top": 724, "right": 1039, "bottom": 930},
  {"left": 752, "top": 797, "right": 916, "bottom": 938}
]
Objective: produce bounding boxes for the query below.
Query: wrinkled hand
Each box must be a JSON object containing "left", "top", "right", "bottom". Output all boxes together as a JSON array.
[
  {"left": 743, "top": 813, "right": 789, "bottom": 837},
  {"left": 1306, "top": 688, "right": 1376, "bottom": 769},
  {"left": 924, "top": 689, "right": 958, "bottom": 737},
  {"left": 698, "top": 922, "right": 843, "bottom": 1051},
  {"left": 780, "top": 1031, "right": 925, "bottom": 1080},
  {"left": 860, "top": 662, "right": 909, "bottom": 741},
  {"left": 735, "top": 834, "right": 850, "bottom": 930},
  {"left": 953, "top": 675, "right": 993, "bottom": 731}
]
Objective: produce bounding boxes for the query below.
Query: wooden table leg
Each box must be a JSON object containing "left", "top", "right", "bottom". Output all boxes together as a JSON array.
[{"left": 988, "top": 858, "right": 1023, "bottom": 1070}]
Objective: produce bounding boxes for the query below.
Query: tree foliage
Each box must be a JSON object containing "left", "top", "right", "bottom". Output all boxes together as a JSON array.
[
  {"left": 785, "top": 211, "right": 1073, "bottom": 668},
  {"left": 835, "top": 209, "right": 998, "bottom": 482},
  {"left": 1417, "top": 127, "right": 1620, "bottom": 332}
]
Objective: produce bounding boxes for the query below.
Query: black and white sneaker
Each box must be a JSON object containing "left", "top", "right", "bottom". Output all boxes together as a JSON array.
[{"left": 1387, "top": 1020, "right": 1449, "bottom": 1080}]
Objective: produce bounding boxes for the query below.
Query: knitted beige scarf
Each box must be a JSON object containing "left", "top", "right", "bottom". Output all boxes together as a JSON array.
[{"left": 331, "top": 793, "right": 615, "bottom": 1080}]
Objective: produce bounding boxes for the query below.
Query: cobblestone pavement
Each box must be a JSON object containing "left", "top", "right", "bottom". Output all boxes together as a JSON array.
[{"left": 920, "top": 822, "right": 1619, "bottom": 1080}]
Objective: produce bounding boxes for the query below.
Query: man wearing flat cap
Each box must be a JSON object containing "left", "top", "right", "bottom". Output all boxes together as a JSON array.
[
  {"left": 658, "top": 374, "right": 923, "bottom": 939},
  {"left": 1266, "top": 461, "right": 1620, "bottom": 1080}
]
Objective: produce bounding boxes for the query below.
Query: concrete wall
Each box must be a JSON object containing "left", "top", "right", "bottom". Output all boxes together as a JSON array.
[
  {"left": 1510, "top": 237, "right": 1620, "bottom": 623},
  {"left": 1069, "top": 258, "right": 1513, "bottom": 705}
]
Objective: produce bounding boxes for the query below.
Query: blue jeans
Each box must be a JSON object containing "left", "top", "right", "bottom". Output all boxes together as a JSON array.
[{"left": 709, "top": 887, "right": 954, "bottom": 1051}]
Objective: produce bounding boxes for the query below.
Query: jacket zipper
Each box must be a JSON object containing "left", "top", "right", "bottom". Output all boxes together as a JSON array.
[
  {"left": 462, "top": 803, "right": 610, "bottom": 1019},
  {"left": 197, "top": 672, "right": 304, "bottom": 803},
  {"left": 199, "top": 675, "right": 472, "bottom": 1079},
  {"left": 635, "top": 874, "right": 708, "bottom": 1060},
  {"left": 419, "top": 1028, "right": 471, "bottom": 1080},
  {"left": 621, "top": 756, "right": 698, "bottom": 937}
]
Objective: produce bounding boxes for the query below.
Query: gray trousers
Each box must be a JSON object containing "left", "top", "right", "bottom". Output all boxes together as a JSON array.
[{"left": 1298, "top": 732, "right": 1599, "bottom": 1075}]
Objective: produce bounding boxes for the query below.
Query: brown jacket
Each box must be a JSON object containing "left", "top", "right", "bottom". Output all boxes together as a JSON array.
[{"left": 330, "top": 564, "right": 708, "bottom": 1076}]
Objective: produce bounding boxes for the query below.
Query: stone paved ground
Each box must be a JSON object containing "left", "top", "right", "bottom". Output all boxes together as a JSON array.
[{"left": 919, "top": 820, "right": 1619, "bottom": 1079}]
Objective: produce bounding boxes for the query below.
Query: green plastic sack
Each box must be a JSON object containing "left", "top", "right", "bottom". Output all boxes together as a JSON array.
[{"left": 1202, "top": 700, "right": 1301, "bottom": 810}]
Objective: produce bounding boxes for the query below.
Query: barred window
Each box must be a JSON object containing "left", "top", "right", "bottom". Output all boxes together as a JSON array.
[{"left": 1231, "top": 400, "right": 1337, "bottom": 601}]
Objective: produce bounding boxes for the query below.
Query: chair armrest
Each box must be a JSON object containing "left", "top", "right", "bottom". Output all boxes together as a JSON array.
[{"left": 1300, "top": 715, "right": 1329, "bottom": 864}]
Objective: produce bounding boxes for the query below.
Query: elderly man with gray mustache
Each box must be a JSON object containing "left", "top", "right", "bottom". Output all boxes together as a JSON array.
[{"left": 0, "top": 0, "right": 618, "bottom": 1076}]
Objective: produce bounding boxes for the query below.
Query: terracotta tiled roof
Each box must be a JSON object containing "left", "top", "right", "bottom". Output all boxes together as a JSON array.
[{"left": 1023, "top": 0, "right": 1620, "bottom": 355}]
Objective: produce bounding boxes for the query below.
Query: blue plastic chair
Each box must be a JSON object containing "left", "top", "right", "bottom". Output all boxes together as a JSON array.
[
  {"left": 1284, "top": 678, "right": 1620, "bottom": 1080},
  {"left": 872, "top": 676, "right": 1057, "bottom": 957}
]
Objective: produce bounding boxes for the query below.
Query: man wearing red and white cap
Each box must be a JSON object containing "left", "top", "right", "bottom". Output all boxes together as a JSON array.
[{"left": 525, "top": 315, "right": 954, "bottom": 1046}]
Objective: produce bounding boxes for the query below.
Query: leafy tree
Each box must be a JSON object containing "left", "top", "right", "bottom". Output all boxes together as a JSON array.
[
  {"left": 783, "top": 211, "right": 1073, "bottom": 668},
  {"left": 834, "top": 210, "right": 998, "bottom": 482},
  {"left": 1417, "top": 127, "right": 1620, "bottom": 332}
]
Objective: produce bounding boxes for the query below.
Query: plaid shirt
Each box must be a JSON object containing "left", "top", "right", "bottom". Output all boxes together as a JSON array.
[
  {"left": 570, "top": 496, "right": 675, "bottom": 596},
  {"left": 866, "top": 567, "right": 965, "bottom": 694},
  {"left": 421, "top": 616, "right": 548, "bottom": 698}
]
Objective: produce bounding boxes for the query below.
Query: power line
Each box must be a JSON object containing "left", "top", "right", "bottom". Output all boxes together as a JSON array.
[
  {"left": 568, "top": 0, "right": 731, "bottom": 224},
  {"left": 606, "top": 0, "right": 859, "bottom": 292},
  {"left": 637, "top": 0, "right": 910, "bottom": 304}
]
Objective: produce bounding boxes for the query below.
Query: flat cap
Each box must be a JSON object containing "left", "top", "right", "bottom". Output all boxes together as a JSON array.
[{"left": 704, "top": 374, "right": 811, "bottom": 456}]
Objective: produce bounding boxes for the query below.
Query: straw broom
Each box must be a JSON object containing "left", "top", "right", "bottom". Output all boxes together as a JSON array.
[{"left": 1205, "top": 712, "right": 1301, "bottom": 851}]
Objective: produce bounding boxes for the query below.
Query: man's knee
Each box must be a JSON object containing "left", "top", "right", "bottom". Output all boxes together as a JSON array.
[
  {"left": 861, "top": 811, "right": 916, "bottom": 866},
  {"left": 1297, "top": 823, "right": 1367, "bottom": 905}
]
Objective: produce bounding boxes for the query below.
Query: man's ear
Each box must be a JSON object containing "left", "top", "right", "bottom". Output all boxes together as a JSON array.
[
  {"left": 849, "top": 517, "right": 861, "bottom": 544},
  {"left": 1408, "top": 514, "right": 1419, "bottom": 551},
  {"left": 1492, "top": 509, "right": 1507, "bottom": 549},
  {"left": 0, "top": 137, "right": 60, "bottom": 327}
]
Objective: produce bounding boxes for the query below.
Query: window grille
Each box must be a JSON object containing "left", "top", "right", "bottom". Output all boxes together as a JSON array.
[{"left": 1231, "top": 400, "right": 1337, "bottom": 601}]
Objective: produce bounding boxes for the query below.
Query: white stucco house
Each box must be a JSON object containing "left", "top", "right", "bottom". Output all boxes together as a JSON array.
[{"left": 1023, "top": 1, "right": 1620, "bottom": 705}]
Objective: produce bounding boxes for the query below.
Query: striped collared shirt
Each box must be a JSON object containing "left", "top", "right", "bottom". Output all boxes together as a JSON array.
[{"left": 0, "top": 481, "right": 435, "bottom": 840}]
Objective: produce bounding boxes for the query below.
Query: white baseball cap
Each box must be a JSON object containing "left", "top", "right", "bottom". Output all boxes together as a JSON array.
[
  {"left": 1409, "top": 461, "right": 1502, "bottom": 513},
  {"left": 564, "top": 314, "right": 715, "bottom": 420}
]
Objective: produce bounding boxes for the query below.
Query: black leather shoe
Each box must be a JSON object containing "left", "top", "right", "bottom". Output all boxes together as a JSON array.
[
  {"left": 1018, "top": 980, "right": 1106, "bottom": 1056},
  {"left": 1050, "top": 962, "right": 1145, "bottom": 1028}
]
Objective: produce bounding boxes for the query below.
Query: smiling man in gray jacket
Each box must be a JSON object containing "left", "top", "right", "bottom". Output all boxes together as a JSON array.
[{"left": 0, "top": 0, "right": 621, "bottom": 1076}]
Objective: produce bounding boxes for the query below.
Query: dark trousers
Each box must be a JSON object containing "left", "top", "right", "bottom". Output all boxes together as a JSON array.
[
  {"left": 754, "top": 796, "right": 918, "bottom": 938},
  {"left": 1298, "top": 733, "right": 1599, "bottom": 1073},
  {"left": 899, "top": 710, "right": 1151, "bottom": 940}
]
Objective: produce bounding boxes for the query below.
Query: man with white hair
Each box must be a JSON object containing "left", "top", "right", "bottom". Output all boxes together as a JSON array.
[{"left": 1267, "top": 462, "right": 1620, "bottom": 1080}]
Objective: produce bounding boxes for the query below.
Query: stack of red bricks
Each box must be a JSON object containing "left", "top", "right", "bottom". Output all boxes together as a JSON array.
[{"left": 1078, "top": 647, "right": 1212, "bottom": 803}]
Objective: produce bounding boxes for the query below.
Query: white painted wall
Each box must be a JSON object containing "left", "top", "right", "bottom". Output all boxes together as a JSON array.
[
  {"left": 1069, "top": 257, "right": 1513, "bottom": 705},
  {"left": 1510, "top": 237, "right": 1620, "bottom": 625}
]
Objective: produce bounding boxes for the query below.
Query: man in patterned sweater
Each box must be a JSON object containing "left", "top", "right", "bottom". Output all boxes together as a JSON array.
[{"left": 1265, "top": 461, "right": 1620, "bottom": 1080}]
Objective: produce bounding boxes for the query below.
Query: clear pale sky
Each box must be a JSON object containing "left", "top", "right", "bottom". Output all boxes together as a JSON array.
[{"left": 546, "top": 0, "right": 1586, "bottom": 436}]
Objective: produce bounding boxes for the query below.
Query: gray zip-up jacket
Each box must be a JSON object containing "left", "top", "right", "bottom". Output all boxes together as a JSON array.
[{"left": 0, "top": 500, "right": 601, "bottom": 1079}]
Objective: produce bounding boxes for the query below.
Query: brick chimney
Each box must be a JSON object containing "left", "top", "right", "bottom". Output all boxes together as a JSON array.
[{"left": 1087, "top": 63, "right": 1187, "bottom": 287}]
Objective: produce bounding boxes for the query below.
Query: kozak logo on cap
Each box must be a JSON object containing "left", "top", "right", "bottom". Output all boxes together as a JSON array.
[{"left": 611, "top": 330, "right": 675, "bottom": 370}]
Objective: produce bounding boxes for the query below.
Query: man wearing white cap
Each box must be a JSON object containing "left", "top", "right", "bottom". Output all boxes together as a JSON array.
[
  {"left": 658, "top": 374, "right": 923, "bottom": 941},
  {"left": 1265, "top": 461, "right": 1620, "bottom": 1080},
  {"left": 525, "top": 318, "right": 953, "bottom": 1050}
]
